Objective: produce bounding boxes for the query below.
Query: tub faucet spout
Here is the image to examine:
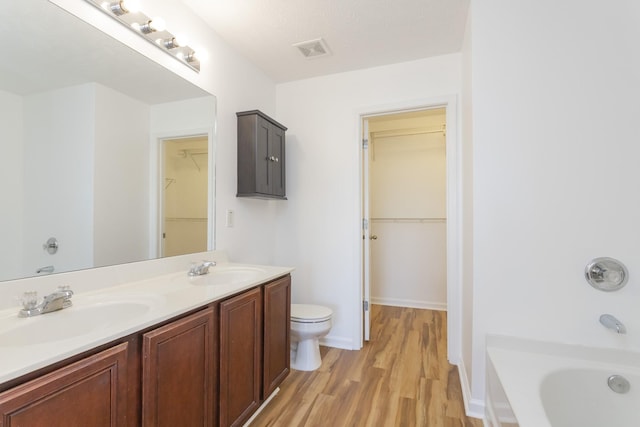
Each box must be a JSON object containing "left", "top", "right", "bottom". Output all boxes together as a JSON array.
[{"left": 599, "top": 314, "right": 626, "bottom": 334}]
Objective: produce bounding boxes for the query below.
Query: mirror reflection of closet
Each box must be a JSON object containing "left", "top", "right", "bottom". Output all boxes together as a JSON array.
[{"left": 162, "top": 137, "right": 209, "bottom": 257}]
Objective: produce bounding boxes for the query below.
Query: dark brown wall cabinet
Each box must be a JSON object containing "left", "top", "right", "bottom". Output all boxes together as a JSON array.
[{"left": 237, "top": 110, "right": 287, "bottom": 199}]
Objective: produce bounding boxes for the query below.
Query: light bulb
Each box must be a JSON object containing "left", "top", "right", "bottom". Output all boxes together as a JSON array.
[
  {"left": 184, "top": 49, "right": 208, "bottom": 63},
  {"left": 174, "top": 34, "right": 189, "bottom": 47},
  {"left": 149, "top": 17, "right": 166, "bottom": 32},
  {"left": 107, "top": 0, "right": 139, "bottom": 15},
  {"left": 120, "top": 0, "right": 140, "bottom": 13},
  {"left": 195, "top": 49, "right": 209, "bottom": 63}
]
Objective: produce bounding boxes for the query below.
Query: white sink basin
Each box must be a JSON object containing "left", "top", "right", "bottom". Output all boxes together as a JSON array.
[
  {"left": 0, "top": 297, "right": 159, "bottom": 347},
  {"left": 189, "top": 266, "right": 266, "bottom": 286}
]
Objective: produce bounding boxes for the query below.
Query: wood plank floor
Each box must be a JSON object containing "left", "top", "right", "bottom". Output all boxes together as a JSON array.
[{"left": 251, "top": 305, "right": 483, "bottom": 427}]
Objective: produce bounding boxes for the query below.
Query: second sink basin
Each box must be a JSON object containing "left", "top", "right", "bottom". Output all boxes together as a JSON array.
[{"left": 189, "top": 266, "right": 266, "bottom": 286}]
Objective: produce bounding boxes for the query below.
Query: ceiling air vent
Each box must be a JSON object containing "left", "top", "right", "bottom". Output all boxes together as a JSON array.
[{"left": 293, "top": 38, "right": 331, "bottom": 59}]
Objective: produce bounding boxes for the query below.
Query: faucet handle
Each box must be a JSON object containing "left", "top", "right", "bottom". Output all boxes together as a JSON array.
[{"left": 20, "top": 291, "right": 39, "bottom": 310}]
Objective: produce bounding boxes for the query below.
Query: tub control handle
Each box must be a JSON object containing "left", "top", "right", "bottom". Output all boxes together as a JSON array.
[{"left": 585, "top": 257, "right": 629, "bottom": 292}]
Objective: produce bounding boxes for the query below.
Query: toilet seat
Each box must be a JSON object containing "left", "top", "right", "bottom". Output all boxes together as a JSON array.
[{"left": 291, "top": 304, "right": 332, "bottom": 323}]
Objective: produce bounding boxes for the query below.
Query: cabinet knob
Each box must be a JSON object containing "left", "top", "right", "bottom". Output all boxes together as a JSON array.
[{"left": 269, "top": 156, "right": 276, "bottom": 162}]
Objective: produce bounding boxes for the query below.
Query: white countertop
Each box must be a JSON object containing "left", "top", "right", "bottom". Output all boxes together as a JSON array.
[{"left": 0, "top": 262, "right": 293, "bottom": 384}]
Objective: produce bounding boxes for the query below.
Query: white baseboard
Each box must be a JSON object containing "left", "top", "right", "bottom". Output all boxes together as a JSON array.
[
  {"left": 456, "top": 358, "right": 485, "bottom": 420},
  {"left": 371, "top": 297, "right": 447, "bottom": 311},
  {"left": 319, "top": 335, "right": 354, "bottom": 350}
]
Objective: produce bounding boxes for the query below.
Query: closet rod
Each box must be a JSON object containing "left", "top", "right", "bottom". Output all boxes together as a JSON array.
[
  {"left": 371, "top": 217, "right": 446, "bottom": 223},
  {"left": 164, "top": 217, "right": 207, "bottom": 222}
]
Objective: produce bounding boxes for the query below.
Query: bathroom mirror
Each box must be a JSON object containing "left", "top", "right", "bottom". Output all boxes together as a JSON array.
[{"left": 0, "top": 0, "right": 216, "bottom": 282}]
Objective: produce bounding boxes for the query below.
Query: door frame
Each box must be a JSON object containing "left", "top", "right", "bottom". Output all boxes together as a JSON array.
[
  {"left": 149, "top": 127, "right": 216, "bottom": 259},
  {"left": 356, "top": 95, "right": 461, "bottom": 364}
]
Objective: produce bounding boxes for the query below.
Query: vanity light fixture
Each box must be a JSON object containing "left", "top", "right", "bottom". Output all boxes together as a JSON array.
[
  {"left": 86, "top": 0, "right": 202, "bottom": 72},
  {"left": 160, "top": 34, "right": 188, "bottom": 50},
  {"left": 133, "top": 17, "right": 166, "bottom": 34},
  {"left": 105, "top": 0, "right": 139, "bottom": 16}
]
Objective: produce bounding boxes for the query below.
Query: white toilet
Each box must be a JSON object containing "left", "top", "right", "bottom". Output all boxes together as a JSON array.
[{"left": 290, "top": 304, "right": 333, "bottom": 371}]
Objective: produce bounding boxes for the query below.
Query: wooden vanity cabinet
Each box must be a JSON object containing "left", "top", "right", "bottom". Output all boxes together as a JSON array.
[
  {"left": 142, "top": 306, "right": 216, "bottom": 427},
  {"left": 263, "top": 275, "right": 291, "bottom": 398},
  {"left": 0, "top": 274, "right": 291, "bottom": 427},
  {"left": 0, "top": 342, "right": 130, "bottom": 427},
  {"left": 219, "top": 287, "right": 263, "bottom": 427},
  {"left": 237, "top": 110, "right": 287, "bottom": 199},
  {"left": 218, "top": 275, "right": 292, "bottom": 427}
]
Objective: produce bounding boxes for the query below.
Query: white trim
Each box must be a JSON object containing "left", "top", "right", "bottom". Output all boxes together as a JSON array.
[
  {"left": 371, "top": 297, "right": 447, "bottom": 311},
  {"left": 243, "top": 387, "right": 280, "bottom": 427},
  {"left": 457, "top": 357, "right": 486, "bottom": 420},
  {"left": 149, "top": 126, "right": 216, "bottom": 259},
  {"left": 354, "top": 95, "right": 462, "bottom": 365}
]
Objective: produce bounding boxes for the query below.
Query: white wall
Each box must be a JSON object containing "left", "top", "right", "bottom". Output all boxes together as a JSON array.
[
  {"left": 469, "top": 0, "right": 640, "bottom": 404},
  {"left": 22, "top": 85, "right": 95, "bottom": 277},
  {"left": 0, "top": 91, "right": 24, "bottom": 280},
  {"left": 460, "top": 4, "right": 476, "bottom": 413},
  {"left": 275, "top": 55, "right": 461, "bottom": 348},
  {"left": 93, "top": 84, "right": 150, "bottom": 267}
]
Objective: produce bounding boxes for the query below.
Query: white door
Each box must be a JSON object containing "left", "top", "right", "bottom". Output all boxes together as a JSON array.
[{"left": 362, "top": 118, "right": 372, "bottom": 341}]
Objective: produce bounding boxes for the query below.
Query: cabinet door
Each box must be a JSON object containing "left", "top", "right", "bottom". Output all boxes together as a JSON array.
[
  {"left": 255, "top": 117, "right": 271, "bottom": 195},
  {"left": 219, "top": 287, "right": 262, "bottom": 427},
  {"left": 142, "top": 307, "right": 216, "bottom": 427},
  {"left": 269, "top": 124, "right": 286, "bottom": 197},
  {"left": 263, "top": 275, "right": 291, "bottom": 398},
  {"left": 0, "top": 343, "right": 129, "bottom": 427}
]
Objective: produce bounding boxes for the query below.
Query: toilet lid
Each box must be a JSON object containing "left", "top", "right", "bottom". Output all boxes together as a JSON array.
[{"left": 291, "top": 304, "right": 332, "bottom": 322}]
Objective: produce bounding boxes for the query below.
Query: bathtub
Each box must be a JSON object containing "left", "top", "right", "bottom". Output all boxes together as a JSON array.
[{"left": 485, "top": 338, "right": 640, "bottom": 427}]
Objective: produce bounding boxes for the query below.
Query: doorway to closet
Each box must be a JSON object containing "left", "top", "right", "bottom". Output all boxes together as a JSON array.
[
  {"left": 361, "top": 107, "right": 448, "bottom": 341},
  {"left": 160, "top": 135, "right": 209, "bottom": 257}
]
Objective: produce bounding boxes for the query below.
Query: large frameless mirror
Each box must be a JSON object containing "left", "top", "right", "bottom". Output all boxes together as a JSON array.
[{"left": 0, "top": 0, "right": 216, "bottom": 282}]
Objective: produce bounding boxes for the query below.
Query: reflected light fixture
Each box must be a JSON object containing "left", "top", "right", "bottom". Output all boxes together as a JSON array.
[
  {"left": 161, "top": 34, "right": 188, "bottom": 50},
  {"left": 134, "top": 17, "right": 166, "bottom": 34},
  {"left": 106, "top": 0, "right": 139, "bottom": 16},
  {"left": 87, "top": 0, "right": 202, "bottom": 72}
]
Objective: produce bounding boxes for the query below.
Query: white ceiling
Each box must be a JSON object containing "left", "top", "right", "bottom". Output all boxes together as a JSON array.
[{"left": 178, "top": 0, "right": 470, "bottom": 83}]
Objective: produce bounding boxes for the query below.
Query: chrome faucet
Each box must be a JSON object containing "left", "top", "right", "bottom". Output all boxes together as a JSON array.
[
  {"left": 188, "top": 261, "right": 216, "bottom": 276},
  {"left": 18, "top": 286, "right": 74, "bottom": 318},
  {"left": 599, "top": 314, "right": 626, "bottom": 334}
]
